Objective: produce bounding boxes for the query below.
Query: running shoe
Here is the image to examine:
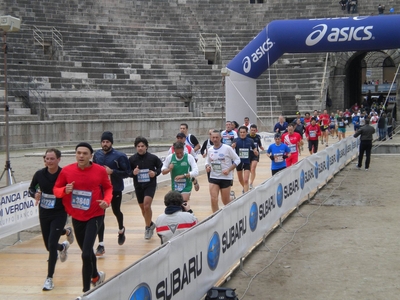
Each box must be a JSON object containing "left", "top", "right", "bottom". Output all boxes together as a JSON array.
[
  {"left": 59, "top": 241, "right": 69, "bottom": 263},
  {"left": 42, "top": 277, "right": 54, "bottom": 291},
  {"left": 144, "top": 223, "right": 156, "bottom": 240},
  {"left": 96, "top": 245, "right": 105, "bottom": 256},
  {"left": 118, "top": 227, "right": 126, "bottom": 245},
  {"left": 249, "top": 184, "right": 253, "bottom": 190},
  {"left": 66, "top": 226, "right": 74, "bottom": 245},
  {"left": 91, "top": 271, "right": 106, "bottom": 287}
]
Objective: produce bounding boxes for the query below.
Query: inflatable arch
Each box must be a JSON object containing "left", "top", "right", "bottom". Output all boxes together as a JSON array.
[{"left": 225, "top": 15, "right": 400, "bottom": 124}]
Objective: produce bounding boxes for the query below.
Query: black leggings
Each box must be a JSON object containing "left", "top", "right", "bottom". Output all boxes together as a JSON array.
[
  {"left": 39, "top": 211, "right": 67, "bottom": 278},
  {"left": 97, "top": 191, "right": 123, "bottom": 242},
  {"left": 72, "top": 215, "right": 103, "bottom": 292}
]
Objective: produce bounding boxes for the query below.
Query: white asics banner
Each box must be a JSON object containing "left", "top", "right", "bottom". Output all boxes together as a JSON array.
[
  {"left": 82, "top": 136, "right": 360, "bottom": 300},
  {"left": 0, "top": 181, "right": 38, "bottom": 239}
]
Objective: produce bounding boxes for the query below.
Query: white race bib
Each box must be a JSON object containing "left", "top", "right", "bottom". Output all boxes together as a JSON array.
[
  {"left": 137, "top": 169, "right": 150, "bottom": 183},
  {"left": 40, "top": 192, "right": 56, "bottom": 209},
  {"left": 71, "top": 190, "right": 92, "bottom": 211},
  {"left": 239, "top": 148, "right": 249, "bottom": 159}
]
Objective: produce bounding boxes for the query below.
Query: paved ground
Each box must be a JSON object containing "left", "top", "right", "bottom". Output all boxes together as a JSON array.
[{"left": 223, "top": 151, "right": 400, "bottom": 299}]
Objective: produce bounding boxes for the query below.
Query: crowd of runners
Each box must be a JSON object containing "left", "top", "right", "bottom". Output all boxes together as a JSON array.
[{"left": 28, "top": 108, "right": 393, "bottom": 293}]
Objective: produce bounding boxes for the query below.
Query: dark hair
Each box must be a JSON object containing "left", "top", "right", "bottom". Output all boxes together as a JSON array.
[
  {"left": 173, "top": 141, "right": 185, "bottom": 150},
  {"left": 250, "top": 124, "right": 258, "bottom": 129},
  {"left": 232, "top": 121, "right": 239, "bottom": 129},
  {"left": 212, "top": 129, "right": 221, "bottom": 135},
  {"left": 134, "top": 136, "right": 149, "bottom": 148},
  {"left": 164, "top": 190, "right": 184, "bottom": 206},
  {"left": 311, "top": 117, "right": 316, "bottom": 122},
  {"left": 180, "top": 123, "right": 188, "bottom": 129},
  {"left": 238, "top": 125, "right": 248, "bottom": 132},
  {"left": 305, "top": 112, "right": 310, "bottom": 116},
  {"left": 288, "top": 123, "right": 295, "bottom": 128},
  {"left": 45, "top": 148, "right": 61, "bottom": 158}
]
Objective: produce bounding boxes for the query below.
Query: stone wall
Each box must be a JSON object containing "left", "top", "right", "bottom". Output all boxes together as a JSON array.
[{"left": 0, "top": 117, "right": 226, "bottom": 151}]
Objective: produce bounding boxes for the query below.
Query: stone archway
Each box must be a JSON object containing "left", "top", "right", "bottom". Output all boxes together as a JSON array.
[{"left": 329, "top": 49, "right": 400, "bottom": 112}]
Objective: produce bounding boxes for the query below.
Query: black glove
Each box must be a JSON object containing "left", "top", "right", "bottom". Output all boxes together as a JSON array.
[
  {"left": 269, "top": 154, "right": 274, "bottom": 161},
  {"left": 283, "top": 155, "right": 289, "bottom": 159}
]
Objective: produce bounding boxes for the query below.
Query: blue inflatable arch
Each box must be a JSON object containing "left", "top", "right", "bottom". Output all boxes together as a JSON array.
[{"left": 225, "top": 15, "right": 400, "bottom": 124}]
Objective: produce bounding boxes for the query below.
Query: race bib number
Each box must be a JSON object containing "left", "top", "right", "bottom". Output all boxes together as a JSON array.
[
  {"left": 274, "top": 154, "right": 284, "bottom": 163},
  {"left": 174, "top": 178, "right": 186, "bottom": 192},
  {"left": 137, "top": 169, "right": 150, "bottom": 183},
  {"left": 309, "top": 130, "right": 316, "bottom": 138},
  {"left": 254, "top": 142, "right": 258, "bottom": 148},
  {"left": 71, "top": 190, "right": 92, "bottom": 211},
  {"left": 40, "top": 192, "right": 56, "bottom": 209},
  {"left": 239, "top": 148, "right": 249, "bottom": 159},
  {"left": 289, "top": 144, "right": 297, "bottom": 153},
  {"left": 211, "top": 161, "right": 222, "bottom": 173}
]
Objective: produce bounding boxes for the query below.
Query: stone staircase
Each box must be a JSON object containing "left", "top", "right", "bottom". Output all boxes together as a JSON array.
[{"left": 0, "top": 0, "right": 398, "bottom": 146}]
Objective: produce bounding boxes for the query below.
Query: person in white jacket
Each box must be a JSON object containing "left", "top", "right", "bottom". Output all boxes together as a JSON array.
[{"left": 155, "top": 191, "right": 197, "bottom": 244}]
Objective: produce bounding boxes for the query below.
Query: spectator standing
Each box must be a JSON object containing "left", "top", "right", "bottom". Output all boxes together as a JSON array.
[
  {"left": 377, "top": 113, "right": 387, "bottom": 141},
  {"left": 354, "top": 118, "right": 375, "bottom": 170},
  {"left": 378, "top": 4, "right": 385, "bottom": 14}
]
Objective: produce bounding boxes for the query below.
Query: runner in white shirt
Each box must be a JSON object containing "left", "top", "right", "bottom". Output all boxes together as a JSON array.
[
  {"left": 221, "top": 121, "right": 238, "bottom": 146},
  {"left": 205, "top": 130, "right": 241, "bottom": 212}
]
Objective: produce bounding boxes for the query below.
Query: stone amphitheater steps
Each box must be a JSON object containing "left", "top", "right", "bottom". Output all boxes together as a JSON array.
[{"left": 1, "top": 0, "right": 398, "bottom": 128}]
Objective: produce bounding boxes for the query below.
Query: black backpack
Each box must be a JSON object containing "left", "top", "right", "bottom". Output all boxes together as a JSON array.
[{"left": 205, "top": 287, "right": 238, "bottom": 300}]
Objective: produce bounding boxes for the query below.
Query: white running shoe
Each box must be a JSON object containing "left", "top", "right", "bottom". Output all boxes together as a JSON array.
[
  {"left": 59, "top": 241, "right": 69, "bottom": 263},
  {"left": 92, "top": 271, "right": 106, "bottom": 287},
  {"left": 144, "top": 223, "right": 156, "bottom": 240},
  {"left": 66, "top": 227, "right": 74, "bottom": 245},
  {"left": 42, "top": 277, "right": 54, "bottom": 291}
]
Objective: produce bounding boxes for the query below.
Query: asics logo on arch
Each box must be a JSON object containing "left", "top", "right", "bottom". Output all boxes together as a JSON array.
[
  {"left": 306, "top": 24, "right": 374, "bottom": 46},
  {"left": 242, "top": 38, "right": 274, "bottom": 73}
]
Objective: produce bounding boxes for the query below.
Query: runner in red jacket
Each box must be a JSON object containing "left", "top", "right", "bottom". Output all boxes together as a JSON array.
[
  {"left": 281, "top": 123, "right": 303, "bottom": 166},
  {"left": 305, "top": 118, "right": 322, "bottom": 154},
  {"left": 54, "top": 142, "right": 112, "bottom": 293}
]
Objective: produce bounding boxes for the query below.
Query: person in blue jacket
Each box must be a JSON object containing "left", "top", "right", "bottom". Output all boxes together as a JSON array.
[
  {"left": 93, "top": 131, "right": 131, "bottom": 256},
  {"left": 267, "top": 133, "right": 291, "bottom": 176}
]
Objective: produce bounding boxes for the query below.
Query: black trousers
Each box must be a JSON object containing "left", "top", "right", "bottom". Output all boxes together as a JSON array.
[
  {"left": 72, "top": 215, "right": 103, "bottom": 292},
  {"left": 358, "top": 140, "right": 372, "bottom": 169},
  {"left": 39, "top": 211, "right": 67, "bottom": 278},
  {"left": 97, "top": 191, "right": 123, "bottom": 242}
]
